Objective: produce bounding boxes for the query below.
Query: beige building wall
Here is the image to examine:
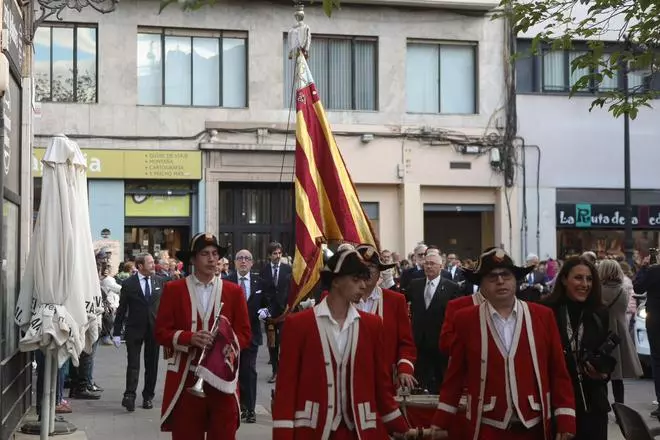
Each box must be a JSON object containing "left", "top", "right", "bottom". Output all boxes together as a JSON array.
[{"left": 32, "top": 0, "right": 518, "bottom": 261}]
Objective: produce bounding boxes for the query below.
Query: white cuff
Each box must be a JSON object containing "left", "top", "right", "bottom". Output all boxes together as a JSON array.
[
  {"left": 397, "top": 358, "right": 414, "bottom": 370},
  {"left": 273, "top": 420, "right": 294, "bottom": 428},
  {"left": 172, "top": 330, "right": 189, "bottom": 353},
  {"left": 554, "top": 408, "right": 576, "bottom": 417}
]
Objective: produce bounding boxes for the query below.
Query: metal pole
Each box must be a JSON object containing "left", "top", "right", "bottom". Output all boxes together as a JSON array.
[
  {"left": 40, "top": 351, "right": 52, "bottom": 440},
  {"left": 49, "top": 352, "right": 57, "bottom": 433},
  {"left": 622, "top": 52, "right": 634, "bottom": 267}
]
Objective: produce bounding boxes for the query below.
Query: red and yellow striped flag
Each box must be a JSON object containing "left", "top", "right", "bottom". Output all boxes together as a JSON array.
[{"left": 289, "top": 53, "right": 377, "bottom": 309}]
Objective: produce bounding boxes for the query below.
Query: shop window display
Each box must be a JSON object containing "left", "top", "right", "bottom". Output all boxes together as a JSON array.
[{"left": 557, "top": 229, "right": 660, "bottom": 261}]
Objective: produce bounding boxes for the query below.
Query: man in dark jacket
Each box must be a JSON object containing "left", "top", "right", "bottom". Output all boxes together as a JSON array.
[
  {"left": 259, "top": 242, "right": 292, "bottom": 383},
  {"left": 229, "top": 249, "right": 268, "bottom": 423},
  {"left": 634, "top": 255, "right": 660, "bottom": 417},
  {"left": 408, "top": 251, "right": 460, "bottom": 392},
  {"left": 113, "top": 253, "right": 164, "bottom": 412}
]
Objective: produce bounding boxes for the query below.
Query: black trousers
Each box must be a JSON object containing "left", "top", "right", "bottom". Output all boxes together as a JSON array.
[
  {"left": 414, "top": 347, "right": 445, "bottom": 394},
  {"left": 239, "top": 346, "right": 258, "bottom": 412},
  {"left": 647, "top": 312, "right": 660, "bottom": 401},
  {"left": 124, "top": 330, "right": 159, "bottom": 401},
  {"left": 268, "top": 323, "right": 282, "bottom": 375},
  {"left": 575, "top": 410, "right": 608, "bottom": 440}
]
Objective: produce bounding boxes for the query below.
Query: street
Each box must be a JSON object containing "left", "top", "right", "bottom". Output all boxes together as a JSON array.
[{"left": 15, "top": 342, "right": 660, "bottom": 440}]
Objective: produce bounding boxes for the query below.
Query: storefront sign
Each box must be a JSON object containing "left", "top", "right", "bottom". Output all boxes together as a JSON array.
[
  {"left": 2, "top": 0, "right": 24, "bottom": 73},
  {"left": 557, "top": 204, "right": 660, "bottom": 229},
  {"left": 3, "top": 75, "right": 21, "bottom": 196},
  {"left": 125, "top": 194, "right": 190, "bottom": 217},
  {"left": 32, "top": 148, "right": 202, "bottom": 180}
]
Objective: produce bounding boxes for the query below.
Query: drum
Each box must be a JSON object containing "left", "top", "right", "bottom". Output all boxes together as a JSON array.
[
  {"left": 396, "top": 394, "right": 468, "bottom": 438},
  {"left": 396, "top": 394, "right": 438, "bottom": 428}
]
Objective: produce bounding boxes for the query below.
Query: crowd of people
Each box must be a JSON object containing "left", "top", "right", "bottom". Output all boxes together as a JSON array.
[{"left": 33, "top": 234, "right": 658, "bottom": 440}]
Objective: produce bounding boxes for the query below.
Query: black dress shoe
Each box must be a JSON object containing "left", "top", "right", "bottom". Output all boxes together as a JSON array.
[
  {"left": 143, "top": 400, "right": 153, "bottom": 410},
  {"left": 245, "top": 411, "right": 256, "bottom": 423},
  {"left": 71, "top": 389, "right": 101, "bottom": 400},
  {"left": 122, "top": 396, "right": 136, "bottom": 412},
  {"left": 88, "top": 383, "right": 104, "bottom": 392}
]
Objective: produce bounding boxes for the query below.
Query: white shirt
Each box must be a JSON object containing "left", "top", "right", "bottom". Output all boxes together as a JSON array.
[
  {"left": 487, "top": 301, "right": 518, "bottom": 353},
  {"left": 237, "top": 272, "right": 251, "bottom": 300},
  {"left": 192, "top": 275, "right": 215, "bottom": 313},
  {"left": 271, "top": 262, "right": 280, "bottom": 284},
  {"left": 424, "top": 274, "right": 442, "bottom": 307},
  {"left": 315, "top": 299, "right": 360, "bottom": 356},
  {"left": 137, "top": 273, "right": 153, "bottom": 297},
  {"left": 357, "top": 288, "right": 380, "bottom": 314},
  {"left": 315, "top": 299, "right": 360, "bottom": 430}
]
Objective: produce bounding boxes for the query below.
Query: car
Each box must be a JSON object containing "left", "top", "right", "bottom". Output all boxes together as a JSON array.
[{"left": 635, "top": 302, "right": 652, "bottom": 376}]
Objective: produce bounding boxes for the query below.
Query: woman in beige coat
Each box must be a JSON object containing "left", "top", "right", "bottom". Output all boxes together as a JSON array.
[{"left": 598, "top": 260, "right": 643, "bottom": 403}]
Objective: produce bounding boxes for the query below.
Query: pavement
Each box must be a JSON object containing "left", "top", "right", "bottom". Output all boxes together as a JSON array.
[{"left": 12, "top": 341, "right": 660, "bottom": 439}]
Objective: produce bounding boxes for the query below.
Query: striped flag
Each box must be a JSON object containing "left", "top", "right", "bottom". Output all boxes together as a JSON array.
[{"left": 289, "top": 53, "right": 377, "bottom": 309}]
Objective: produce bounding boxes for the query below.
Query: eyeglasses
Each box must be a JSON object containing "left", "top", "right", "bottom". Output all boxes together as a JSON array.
[
  {"left": 236, "top": 256, "right": 252, "bottom": 262},
  {"left": 483, "top": 271, "right": 514, "bottom": 282}
]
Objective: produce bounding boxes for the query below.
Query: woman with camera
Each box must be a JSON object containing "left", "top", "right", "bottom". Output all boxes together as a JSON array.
[{"left": 544, "top": 257, "right": 614, "bottom": 440}]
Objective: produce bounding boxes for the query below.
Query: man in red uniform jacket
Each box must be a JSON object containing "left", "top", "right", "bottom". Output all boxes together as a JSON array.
[
  {"left": 431, "top": 248, "right": 576, "bottom": 440},
  {"left": 272, "top": 244, "right": 409, "bottom": 440},
  {"left": 439, "top": 289, "right": 485, "bottom": 356},
  {"left": 355, "top": 244, "right": 417, "bottom": 388},
  {"left": 155, "top": 233, "right": 252, "bottom": 440}
]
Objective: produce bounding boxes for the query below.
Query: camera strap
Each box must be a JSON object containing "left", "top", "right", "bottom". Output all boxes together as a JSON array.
[{"left": 564, "top": 308, "right": 589, "bottom": 412}]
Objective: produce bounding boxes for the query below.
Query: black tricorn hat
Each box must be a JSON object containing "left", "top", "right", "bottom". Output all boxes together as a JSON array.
[
  {"left": 463, "top": 247, "right": 533, "bottom": 284},
  {"left": 176, "top": 232, "right": 227, "bottom": 262},
  {"left": 355, "top": 244, "right": 396, "bottom": 271},
  {"left": 320, "top": 243, "right": 370, "bottom": 286}
]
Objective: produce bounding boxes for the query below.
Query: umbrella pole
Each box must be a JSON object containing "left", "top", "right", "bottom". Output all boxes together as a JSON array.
[
  {"left": 40, "top": 351, "right": 52, "bottom": 440},
  {"left": 49, "top": 352, "right": 57, "bottom": 433}
]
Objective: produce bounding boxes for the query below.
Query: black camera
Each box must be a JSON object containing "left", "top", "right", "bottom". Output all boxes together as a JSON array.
[
  {"left": 583, "top": 332, "right": 620, "bottom": 375},
  {"left": 650, "top": 248, "right": 658, "bottom": 265}
]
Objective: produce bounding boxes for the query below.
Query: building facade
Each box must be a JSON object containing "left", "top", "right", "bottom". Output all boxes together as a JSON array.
[
  {"left": 0, "top": 0, "right": 32, "bottom": 437},
  {"left": 34, "top": 0, "right": 519, "bottom": 268},
  {"left": 515, "top": 36, "right": 660, "bottom": 261}
]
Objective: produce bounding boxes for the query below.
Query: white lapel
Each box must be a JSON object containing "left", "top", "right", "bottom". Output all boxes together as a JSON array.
[
  {"left": 474, "top": 303, "right": 489, "bottom": 440},
  {"left": 314, "top": 307, "right": 336, "bottom": 440},
  {"left": 185, "top": 276, "right": 200, "bottom": 331},
  {"left": 522, "top": 301, "right": 548, "bottom": 440}
]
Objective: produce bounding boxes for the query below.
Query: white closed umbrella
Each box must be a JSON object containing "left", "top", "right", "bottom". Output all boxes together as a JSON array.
[{"left": 15, "top": 134, "right": 102, "bottom": 438}]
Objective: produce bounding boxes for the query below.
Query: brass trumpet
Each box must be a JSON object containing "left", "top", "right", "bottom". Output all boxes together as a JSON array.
[{"left": 188, "top": 302, "right": 224, "bottom": 398}]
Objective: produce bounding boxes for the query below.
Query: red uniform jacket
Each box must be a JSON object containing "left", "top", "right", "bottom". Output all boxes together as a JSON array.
[
  {"left": 438, "top": 292, "right": 485, "bottom": 355},
  {"left": 154, "top": 276, "right": 251, "bottom": 431},
  {"left": 433, "top": 300, "right": 576, "bottom": 440},
  {"left": 320, "top": 288, "right": 416, "bottom": 376},
  {"left": 272, "top": 302, "right": 409, "bottom": 440}
]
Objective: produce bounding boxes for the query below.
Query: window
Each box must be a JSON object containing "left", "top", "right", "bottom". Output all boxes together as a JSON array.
[
  {"left": 406, "top": 42, "right": 477, "bottom": 114},
  {"left": 137, "top": 28, "right": 247, "bottom": 107},
  {"left": 283, "top": 35, "right": 378, "bottom": 111},
  {"left": 516, "top": 39, "right": 660, "bottom": 95},
  {"left": 361, "top": 201, "right": 380, "bottom": 239},
  {"left": 34, "top": 24, "right": 97, "bottom": 103},
  {"left": 2, "top": 200, "right": 20, "bottom": 357}
]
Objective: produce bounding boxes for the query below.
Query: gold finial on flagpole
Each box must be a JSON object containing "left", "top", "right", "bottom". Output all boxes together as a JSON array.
[{"left": 288, "top": 1, "right": 311, "bottom": 59}]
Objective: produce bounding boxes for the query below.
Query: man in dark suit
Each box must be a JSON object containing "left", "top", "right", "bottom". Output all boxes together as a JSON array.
[
  {"left": 400, "top": 243, "right": 428, "bottom": 297},
  {"left": 229, "top": 249, "right": 268, "bottom": 424},
  {"left": 112, "top": 253, "right": 164, "bottom": 412},
  {"left": 408, "top": 251, "right": 460, "bottom": 393},
  {"left": 517, "top": 253, "right": 548, "bottom": 302},
  {"left": 259, "top": 242, "right": 292, "bottom": 383}
]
